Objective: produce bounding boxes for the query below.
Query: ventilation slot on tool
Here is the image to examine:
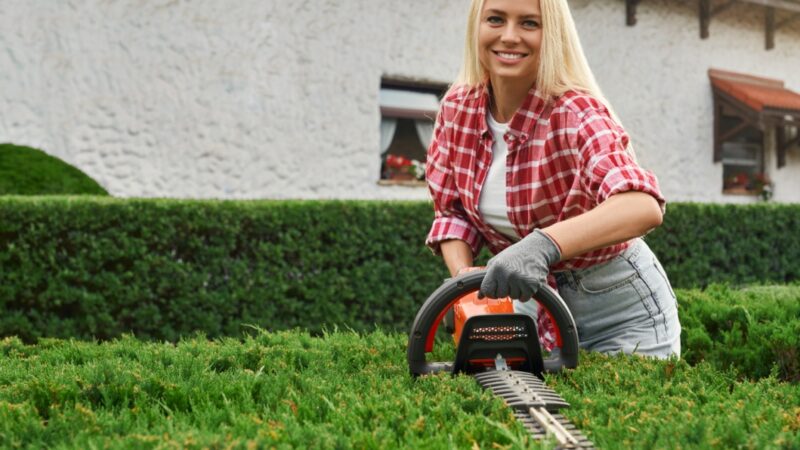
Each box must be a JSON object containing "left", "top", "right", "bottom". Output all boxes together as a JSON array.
[
  {"left": 453, "top": 314, "right": 544, "bottom": 375},
  {"left": 469, "top": 325, "right": 528, "bottom": 342}
]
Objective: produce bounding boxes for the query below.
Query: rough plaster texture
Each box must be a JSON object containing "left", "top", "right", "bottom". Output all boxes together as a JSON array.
[
  {"left": 572, "top": 0, "right": 800, "bottom": 203},
  {"left": 1, "top": 0, "right": 798, "bottom": 201}
]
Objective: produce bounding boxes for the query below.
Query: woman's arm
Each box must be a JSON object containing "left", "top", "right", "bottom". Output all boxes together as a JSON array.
[
  {"left": 425, "top": 100, "right": 485, "bottom": 259},
  {"left": 542, "top": 191, "right": 663, "bottom": 261},
  {"left": 440, "top": 239, "right": 474, "bottom": 277},
  {"left": 477, "top": 191, "right": 662, "bottom": 299}
]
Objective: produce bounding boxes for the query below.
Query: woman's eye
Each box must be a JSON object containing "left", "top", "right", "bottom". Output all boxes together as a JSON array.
[
  {"left": 522, "top": 20, "right": 539, "bottom": 29},
  {"left": 486, "top": 16, "right": 503, "bottom": 25}
]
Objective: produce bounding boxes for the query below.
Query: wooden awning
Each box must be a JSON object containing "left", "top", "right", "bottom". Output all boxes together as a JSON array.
[
  {"left": 626, "top": 0, "right": 800, "bottom": 49},
  {"left": 710, "top": 69, "right": 800, "bottom": 114},
  {"left": 710, "top": 69, "right": 800, "bottom": 167}
]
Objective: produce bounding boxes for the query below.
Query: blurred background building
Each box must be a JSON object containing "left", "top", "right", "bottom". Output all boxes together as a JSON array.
[{"left": 1, "top": 0, "right": 799, "bottom": 202}]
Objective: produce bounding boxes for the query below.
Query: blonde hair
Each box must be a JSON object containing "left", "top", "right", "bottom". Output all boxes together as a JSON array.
[{"left": 454, "top": 0, "right": 634, "bottom": 155}]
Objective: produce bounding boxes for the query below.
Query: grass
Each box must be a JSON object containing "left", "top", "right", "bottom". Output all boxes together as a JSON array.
[{"left": 0, "top": 329, "right": 798, "bottom": 449}]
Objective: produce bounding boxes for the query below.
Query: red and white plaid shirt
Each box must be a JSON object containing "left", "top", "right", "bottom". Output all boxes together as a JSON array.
[{"left": 425, "top": 84, "right": 665, "bottom": 348}]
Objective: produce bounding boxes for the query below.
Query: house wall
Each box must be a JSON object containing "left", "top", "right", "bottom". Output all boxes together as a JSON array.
[
  {"left": 1, "top": 0, "right": 799, "bottom": 201},
  {"left": 573, "top": 0, "right": 800, "bottom": 203}
]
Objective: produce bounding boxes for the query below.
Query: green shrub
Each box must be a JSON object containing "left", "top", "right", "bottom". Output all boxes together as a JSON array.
[
  {"left": 0, "top": 330, "right": 797, "bottom": 449},
  {"left": 1, "top": 198, "right": 799, "bottom": 358},
  {"left": 0, "top": 198, "right": 446, "bottom": 342},
  {"left": 679, "top": 285, "right": 800, "bottom": 382},
  {"left": 549, "top": 350, "right": 800, "bottom": 449},
  {"left": 0, "top": 143, "right": 108, "bottom": 195},
  {"left": 647, "top": 202, "right": 800, "bottom": 287}
]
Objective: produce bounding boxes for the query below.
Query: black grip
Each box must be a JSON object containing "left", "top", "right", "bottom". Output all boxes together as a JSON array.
[{"left": 407, "top": 270, "right": 579, "bottom": 376}]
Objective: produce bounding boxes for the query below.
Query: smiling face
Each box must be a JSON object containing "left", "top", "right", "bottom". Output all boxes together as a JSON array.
[{"left": 477, "top": 0, "right": 543, "bottom": 89}]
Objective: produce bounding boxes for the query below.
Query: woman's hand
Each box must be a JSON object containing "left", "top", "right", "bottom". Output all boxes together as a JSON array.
[{"left": 478, "top": 229, "right": 561, "bottom": 301}]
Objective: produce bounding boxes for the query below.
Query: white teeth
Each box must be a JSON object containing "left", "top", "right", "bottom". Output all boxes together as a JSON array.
[{"left": 497, "top": 52, "right": 524, "bottom": 59}]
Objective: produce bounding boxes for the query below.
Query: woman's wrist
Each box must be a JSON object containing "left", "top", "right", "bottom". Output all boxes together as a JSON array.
[{"left": 455, "top": 266, "right": 483, "bottom": 276}]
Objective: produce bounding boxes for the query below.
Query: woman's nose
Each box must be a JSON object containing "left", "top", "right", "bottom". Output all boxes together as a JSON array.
[{"left": 500, "top": 25, "right": 521, "bottom": 44}]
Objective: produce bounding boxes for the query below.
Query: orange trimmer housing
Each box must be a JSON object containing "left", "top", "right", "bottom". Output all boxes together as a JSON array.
[
  {"left": 452, "top": 292, "right": 515, "bottom": 344},
  {"left": 453, "top": 292, "right": 534, "bottom": 370}
]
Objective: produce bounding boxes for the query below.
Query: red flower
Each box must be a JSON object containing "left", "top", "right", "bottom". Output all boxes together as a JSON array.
[{"left": 385, "top": 154, "right": 413, "bottom": 168}]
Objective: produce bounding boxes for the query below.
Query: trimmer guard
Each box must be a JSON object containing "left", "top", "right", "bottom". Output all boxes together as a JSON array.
[
  {"left": 407, "top": 270, "right": 579, "bottom": 376},
  {"left": 453, "top": 313, "right": 545, "bottom": 375}
]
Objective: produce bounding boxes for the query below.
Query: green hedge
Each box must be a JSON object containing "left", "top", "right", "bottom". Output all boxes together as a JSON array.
[
  {"left": 1, "top": 331, "right": 799, "bottom": 449},
  {"left": 646, "top": 202, "right": 800, "bottom": 287},
  {"left": 0, "top": 144, "right": 108, "bottom": 196},
  {"left": 1, "top": 198, "right": 799, "bottom": 348},
  {"left": 0, "top": 198, "right": 444, "bottom": 342},
  {"left": 679, "top": 285, "right": 800, "bottom": 382}
]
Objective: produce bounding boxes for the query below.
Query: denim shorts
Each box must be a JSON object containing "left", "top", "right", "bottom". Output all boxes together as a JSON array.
[{"left": 515, "top": 238, "right": 681, "bottom": 359}]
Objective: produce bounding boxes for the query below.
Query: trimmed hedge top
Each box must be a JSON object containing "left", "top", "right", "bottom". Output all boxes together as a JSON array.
[
  {"left": 1, "top": 331, "right": 799, "bottom": 449},
  {"left": 0, "top": 143, "right": 108, "bottom": 196}
]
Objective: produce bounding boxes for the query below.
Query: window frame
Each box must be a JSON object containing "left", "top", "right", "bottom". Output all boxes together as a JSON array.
[
  {"left": 378, "top": 79, "right": 448, "bottom": 187},
  {"left": 712, "top": 91, "right": 770, "bottom": 197}
]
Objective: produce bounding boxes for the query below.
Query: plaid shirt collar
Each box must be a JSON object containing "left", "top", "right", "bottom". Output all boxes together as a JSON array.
[{"left": 473, "top": 82, "right": 549, "bottom": 145}]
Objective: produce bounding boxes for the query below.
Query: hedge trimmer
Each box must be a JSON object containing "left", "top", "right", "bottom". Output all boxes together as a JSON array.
[{"left": 407, "top": 269, "right": 594, "bottom": 448}]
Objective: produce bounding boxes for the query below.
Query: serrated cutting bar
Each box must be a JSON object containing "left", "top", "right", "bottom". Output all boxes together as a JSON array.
[{"left": 474, "top": 367, "right": 594, "bottom": 449}]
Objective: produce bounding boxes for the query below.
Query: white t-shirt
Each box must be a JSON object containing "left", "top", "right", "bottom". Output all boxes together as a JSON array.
[
  {"left": 479, "top": 111, "right": 532, "bottom": 313},
  {"left": 478, "top": 111, "right": 520, "bottom": 242}
]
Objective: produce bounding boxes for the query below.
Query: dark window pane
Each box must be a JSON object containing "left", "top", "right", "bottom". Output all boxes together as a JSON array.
[{"left": 381, "top": 118, "right": 429, "bottom": 181}]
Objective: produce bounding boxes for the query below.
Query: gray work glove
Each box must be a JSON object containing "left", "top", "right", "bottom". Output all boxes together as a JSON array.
[{"left": 478, "top": 229, "right": 561, "bottom": 302}]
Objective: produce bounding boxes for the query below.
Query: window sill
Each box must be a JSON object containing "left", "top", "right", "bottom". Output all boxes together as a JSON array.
[
  {"left": 723, "top": 187, "right": 758, "bottom": 196},
  {"left": 378, "top": 179, "right": 427, "bottom": 188}
]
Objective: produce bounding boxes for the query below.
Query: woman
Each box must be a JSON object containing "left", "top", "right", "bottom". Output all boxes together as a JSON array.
[{"left": 425, "top": 0, "right": 681, "bottom": 358}]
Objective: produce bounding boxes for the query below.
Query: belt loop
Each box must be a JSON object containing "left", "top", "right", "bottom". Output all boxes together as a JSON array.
[
  {"left": 566, "top": 271, "right": 579, "bottom": 290},
  {"left": 625, "top": 238, "right": 644, "bottom": 260},
  {"left": 555, "top": 271, "right": 578, "bottom": 290}
]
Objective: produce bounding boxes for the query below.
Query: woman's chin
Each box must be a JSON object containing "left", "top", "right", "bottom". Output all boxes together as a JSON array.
[{"left": 488, "top": 70, "right": 537, "bottom": 87}]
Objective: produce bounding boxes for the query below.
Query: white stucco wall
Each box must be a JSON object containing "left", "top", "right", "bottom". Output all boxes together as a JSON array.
[
  {"left": 572, "top": 0, "right": 800, "bottom": 203},
  {"left": 1, "top": 0, "right": 799, "bottom": 201},
  {"left": 0, "top": 0, "right": 466, "bottom": 199}
]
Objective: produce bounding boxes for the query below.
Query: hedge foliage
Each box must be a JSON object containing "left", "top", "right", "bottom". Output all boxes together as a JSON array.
[
  {"left": 1, "top": 198, "right": 799, "bottom": 361},
  {"left": 679, "top": 285, "right": 800, "bottom": 382},
  {"left": 0, "top": 144, "right": 108, "bottom": 196},
  {"left": 1, "top": 330, "right": 798, "bottom": 449},
  {"left": 647, "top": 202, "right": 800, "bottom": 287},
  {"left": 0, "top": 198, "right": 445, "bottom": 342}
]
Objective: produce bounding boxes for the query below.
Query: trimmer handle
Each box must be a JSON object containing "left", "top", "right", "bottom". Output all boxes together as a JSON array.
[{"left": 407, "top": 270, "right": 579, "bottom": 376}]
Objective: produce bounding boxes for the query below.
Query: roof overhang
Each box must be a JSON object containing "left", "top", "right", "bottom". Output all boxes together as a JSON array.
[
  {"left": 710, "top": 69, "right": 800, "bottom": 167},
  {"left": 709, "top": 69, "right": 800, "bottom": 125}
]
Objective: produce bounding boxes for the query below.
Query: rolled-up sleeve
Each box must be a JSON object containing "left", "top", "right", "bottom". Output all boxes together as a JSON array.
[
  {"left": 425, "top": 110, "right": 483, "bottom": 256},
  {"left": 577, "top": 109, "right": 666, "bottom": 213}
]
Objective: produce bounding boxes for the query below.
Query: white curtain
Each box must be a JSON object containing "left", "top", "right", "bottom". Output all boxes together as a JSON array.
[
  {"left": 380, "top": 117, "right": 398, "bottom": 154},
  {"left": 414, "top": 119, "right": 434, "bottom": 148}
]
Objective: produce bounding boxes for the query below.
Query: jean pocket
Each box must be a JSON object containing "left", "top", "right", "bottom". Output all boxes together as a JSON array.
[
  {"left": 652, "top": 257, "right": 677, "bottom": 300},
  {"left": 576, "top": 258, "right": 638, "bottom": 294}
]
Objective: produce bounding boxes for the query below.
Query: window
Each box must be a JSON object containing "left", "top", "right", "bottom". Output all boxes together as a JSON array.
[
  {"left": 718, "top": 110, "right": 767, "bottom": 196},
  {"left": 710, "top": 69, "right": 800, "bottom": 200},
  {"left": 777, "top": 119, "right": 800, "bottom": 167},
  {"left": 378, "top": 81, "right": 446, "bottom": 186}
]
